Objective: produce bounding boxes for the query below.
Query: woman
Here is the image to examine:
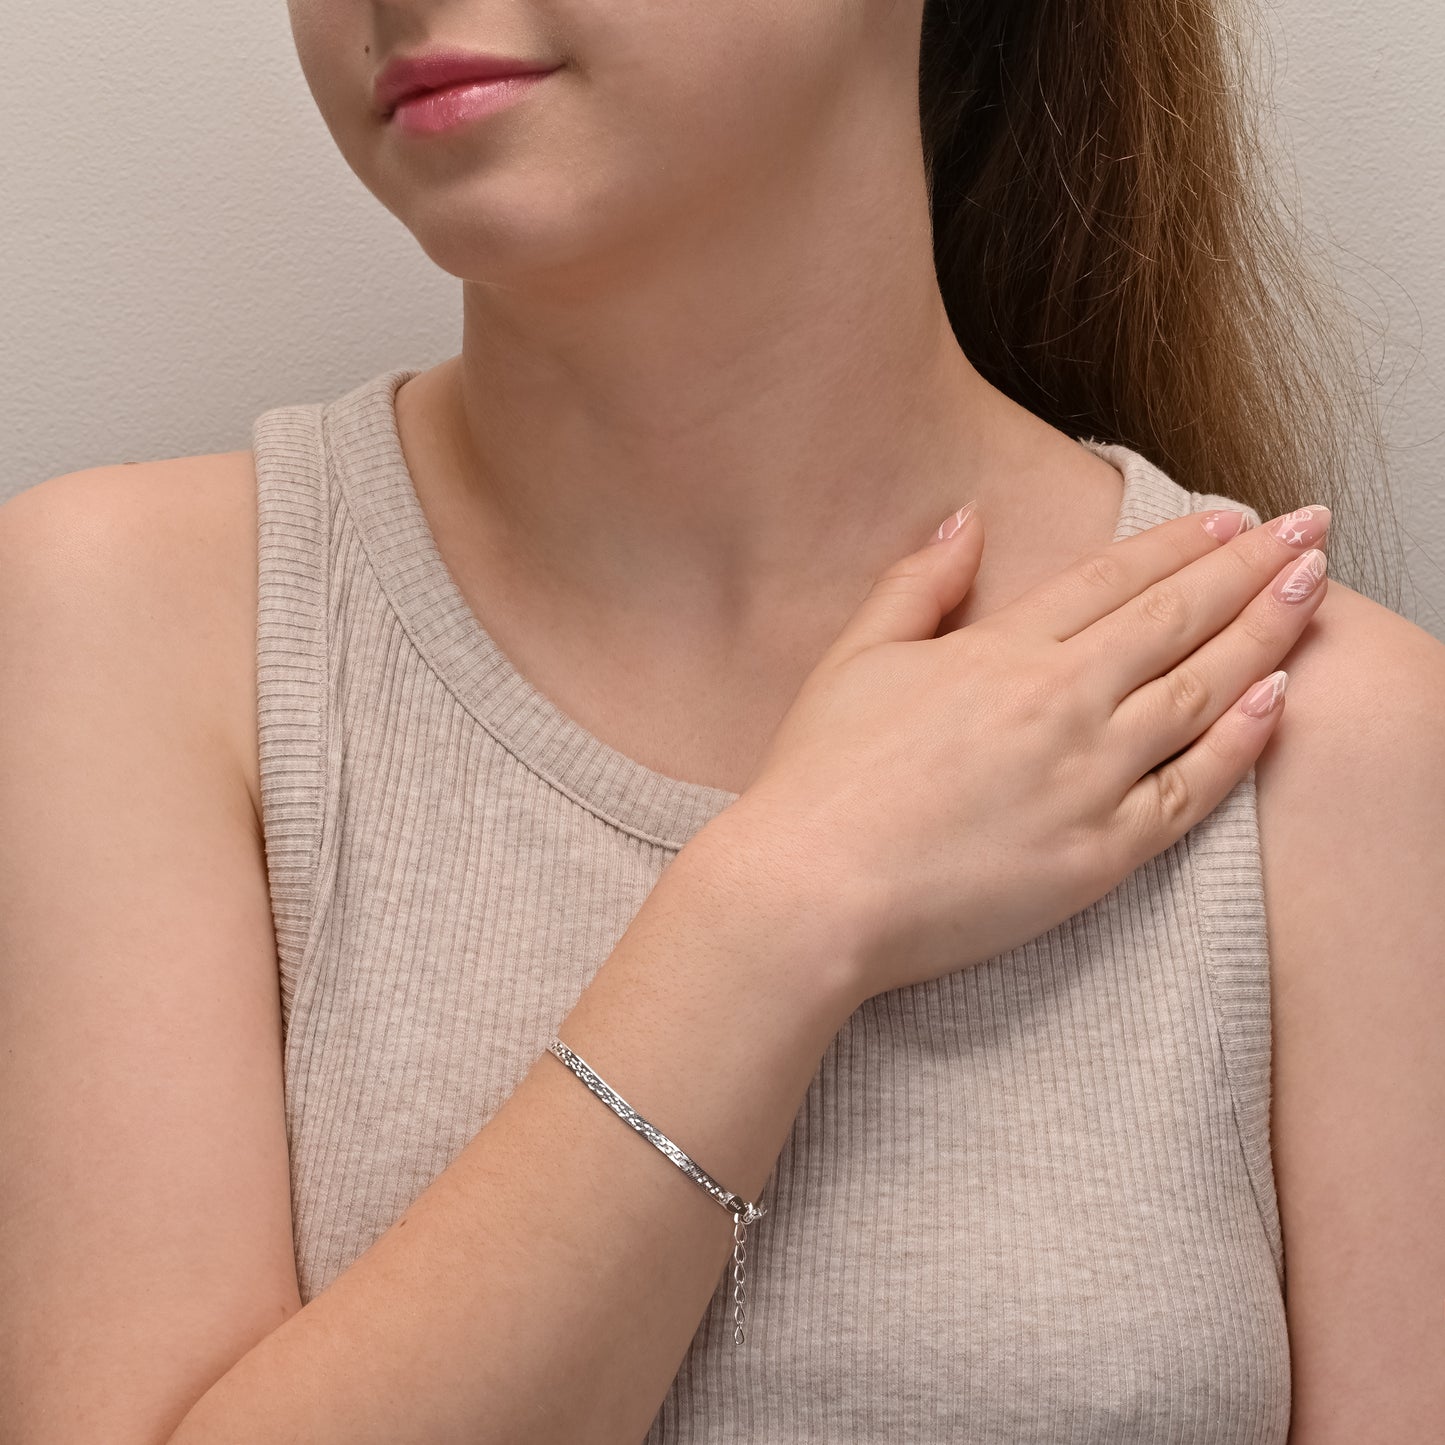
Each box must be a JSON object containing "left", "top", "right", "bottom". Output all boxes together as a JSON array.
[{"left": 2, "top": 1, "right": 1441, "bottom": 1441}]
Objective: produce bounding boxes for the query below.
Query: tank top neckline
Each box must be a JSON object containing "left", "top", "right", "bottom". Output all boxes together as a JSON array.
[{"left": 325, "top": 364, "right": 1169, "bottom": 851}]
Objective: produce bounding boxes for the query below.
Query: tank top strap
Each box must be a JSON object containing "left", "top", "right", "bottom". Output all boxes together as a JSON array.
[
  {"left": 1081, "top": 437, "right": 1284, "bottom": 1286},
  {"left": 252, "top": 394, "right": 331, "bottom": 1024}
]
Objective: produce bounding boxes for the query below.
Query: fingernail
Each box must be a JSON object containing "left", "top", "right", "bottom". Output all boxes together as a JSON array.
[
  {"left": 1272, "top": 548, "right": 1328, "bottom": 604},
  {"left": 1240, "top": 670, "right": 1289, "bottom": 718},
  {"left": 1201, "top": 509, "right": 1254, "bottom": 541},
  {"left": 930, "top": 500, "right": 978, "bottom": 545},
  {"left": 1266, "top": 505, "right": 1331, "bottom": 548}
]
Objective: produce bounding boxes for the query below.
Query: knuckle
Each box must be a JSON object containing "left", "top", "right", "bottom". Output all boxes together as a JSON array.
[
  {"left": 1135, "top": 583, "right": 1188, "bottom": 632},
  {"left": 1150, "top": 760, "right": 1194, "bottom": 826},
  {"left": 1160, "top": 661, "right": 1211, "bottom": 720},
  {"left": 961, "top": 628, "right": 1054, "bottom": 709},
  {"left": 1006, "top": 658, "right": 1066, "bottom": 724},
  {"left": 1077, "top": 550, "right": 1126, "bottom": 594}
]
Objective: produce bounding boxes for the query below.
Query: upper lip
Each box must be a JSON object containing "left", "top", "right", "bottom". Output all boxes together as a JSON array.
[{"left": 374, "top": 49, "right": 558, "bottom": 118}]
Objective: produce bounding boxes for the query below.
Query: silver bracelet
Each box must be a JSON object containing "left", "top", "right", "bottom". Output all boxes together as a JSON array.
[{"left": 546, "top": 1037, "right": 766, "bottom": 1346}]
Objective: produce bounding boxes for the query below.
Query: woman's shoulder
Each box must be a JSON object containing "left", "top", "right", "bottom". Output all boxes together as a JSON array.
[
  {"left": 0, "top": 449, "right": 264, "bottom": 826},
  {"left": 1249, "top": 574, "right": 1445, "bottom": 1428},
  {"left": 1254, "top": 574, "right": 1443, "bottom": 1010},
  {"left": 1252, "top": 576, "right": 1444, "bottom": 915}
]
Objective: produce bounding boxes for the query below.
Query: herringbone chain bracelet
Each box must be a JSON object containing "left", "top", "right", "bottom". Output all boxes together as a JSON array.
[{"left": 546, "top": 1037, "right": 766, "bottom": 1345}]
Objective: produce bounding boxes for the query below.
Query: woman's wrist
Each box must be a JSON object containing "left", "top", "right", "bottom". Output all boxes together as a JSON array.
[{"left": 673, "top": 799, "right": 871, "bottom": 1027}]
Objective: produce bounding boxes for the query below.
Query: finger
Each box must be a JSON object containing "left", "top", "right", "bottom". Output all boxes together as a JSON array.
[
  {"left": 1110, "top": 665, "right": 1289, "bottom": 872},
  {"left": 996, "top": 507, "right": 1256, "bottom": 643},
  {"left": 1068, "top": 506, "right": 1331, "bottom": 706},
  {"left": 1105, "top": 547, "right": 1326, "bottom": 785},
  {"left": 825, "top": 502, "right": 984, "bottom": 661}
]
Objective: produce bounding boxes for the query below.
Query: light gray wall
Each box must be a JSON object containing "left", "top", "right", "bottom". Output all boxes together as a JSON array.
[
  {"left": 4, "top": 1, "right": 1442, "bottom": 637},
  {"left": 1266, "top": 0, "right": 1444, "bottom": 634}
]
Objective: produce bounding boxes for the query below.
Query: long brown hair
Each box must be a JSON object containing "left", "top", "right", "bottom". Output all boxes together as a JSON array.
[{"left": 920, "top": 0, "right": 1407, "bottom": 613}]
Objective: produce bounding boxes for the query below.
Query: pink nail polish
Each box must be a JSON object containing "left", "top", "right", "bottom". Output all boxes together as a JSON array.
[
  {"left": 1201, "top": 509, "right": 1251, "bottom": 541},
  {"left": 1266, "top": 506, "right": 1331, "bottom": 548},
  {"left": 1240, "top": 670, "right": 1289, "bottom": 718},
  {"left": 1272, "top": 548, "right": 1327, "bottom": 604},
  {"left": 930, "top": 500, "right": 977, "bottom": 545}
]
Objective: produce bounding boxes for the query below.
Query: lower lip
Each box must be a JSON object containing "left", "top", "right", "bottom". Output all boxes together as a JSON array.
[{"left": 388, "top": 72, "right": 554, "bottom": 136}]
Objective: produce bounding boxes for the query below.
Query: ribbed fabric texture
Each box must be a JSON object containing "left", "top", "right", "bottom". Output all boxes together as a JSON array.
[{"left": 253, "top": 366, "right": 1291, "bottom": 1442}]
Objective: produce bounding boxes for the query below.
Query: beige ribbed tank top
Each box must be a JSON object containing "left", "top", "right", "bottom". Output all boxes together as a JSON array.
[{"left": 253, "top": 366, "right": 1291, "bottom": 1442}]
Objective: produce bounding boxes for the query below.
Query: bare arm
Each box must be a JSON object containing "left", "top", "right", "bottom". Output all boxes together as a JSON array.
[
  {"left": 171, "top": 814, "right": 854, "bottom": 1445},
  {"left": 0, "top": 465, "right": 304, "bottom": 1445},
  {"left": 0, "top": 465, "right": 860, "bottom": 1445},
  {"left": 1252, "top": 586, "right": 1445, "bottom": 1443}
]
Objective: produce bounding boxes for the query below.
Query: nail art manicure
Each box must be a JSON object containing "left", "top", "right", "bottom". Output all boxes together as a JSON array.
[
  {"left": 1273, "top": 548, "right": 1328, "bottom": 604},
  {"left": 1240, "top": 670, "right": 1289, "bottom": 718},
  {"left": 1266, "top": 505, "right": 1331, "bottom": 549},
  {"left": 1201, "top": 509, "right": 1253, "bottom": 541},
  {"left": 930, "top": 500, "right": 978, "bottom": 545}
]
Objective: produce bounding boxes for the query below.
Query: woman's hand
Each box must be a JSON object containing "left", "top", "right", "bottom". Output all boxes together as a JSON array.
[{"left": 724, "top": 499, "right": 1330, "bottom": 1004}]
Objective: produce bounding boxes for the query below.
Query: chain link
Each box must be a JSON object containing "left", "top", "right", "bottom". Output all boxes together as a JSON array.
[{"left": 731, "top": 1210, "right": 750, "bottom": 1344}]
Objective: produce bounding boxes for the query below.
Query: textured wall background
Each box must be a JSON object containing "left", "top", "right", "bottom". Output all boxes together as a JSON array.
[{"left": 4, "top": 1, "right": 1441, "bottom": 636}]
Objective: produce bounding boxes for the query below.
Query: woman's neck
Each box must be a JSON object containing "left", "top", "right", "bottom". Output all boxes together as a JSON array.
[{"left": 393, "top": 85, "right": 1131, "bottom": 656}]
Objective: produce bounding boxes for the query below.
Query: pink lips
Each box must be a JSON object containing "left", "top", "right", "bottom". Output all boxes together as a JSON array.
[
  {"left": 374, "top": 48, "right": 559, "bottom": 135},
  {"left": 389, "top": 73, "right": 554, "bottom": 136}
]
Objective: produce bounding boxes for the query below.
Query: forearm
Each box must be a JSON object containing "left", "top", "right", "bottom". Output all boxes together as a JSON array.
[{"left": 167, "top": 811, "right": 861, "bottom": 1445}]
